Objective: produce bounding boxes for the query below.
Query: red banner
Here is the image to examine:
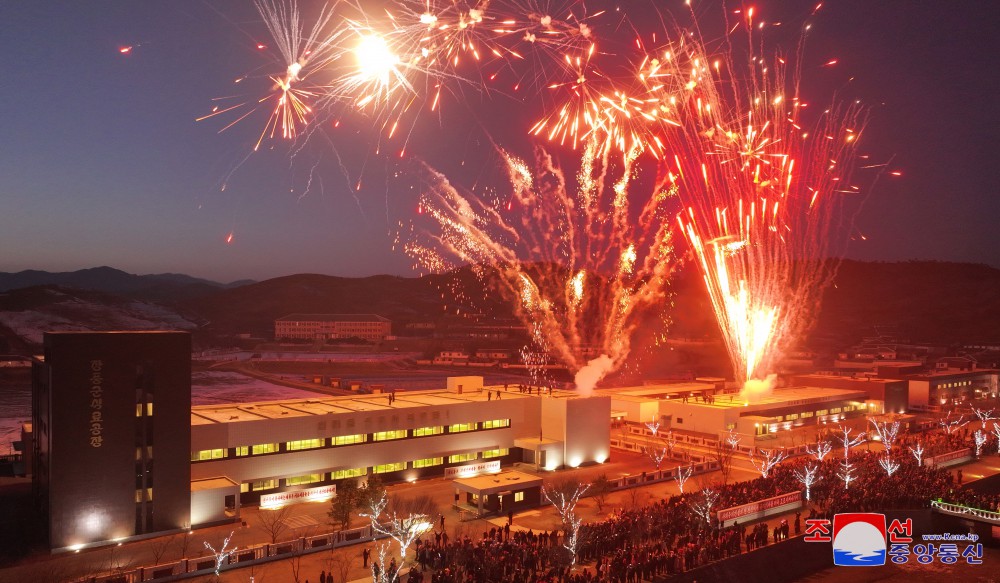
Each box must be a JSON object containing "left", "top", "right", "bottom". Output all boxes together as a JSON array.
[{"left": 717, "top": 491, "right": 802, "bottom": 523}]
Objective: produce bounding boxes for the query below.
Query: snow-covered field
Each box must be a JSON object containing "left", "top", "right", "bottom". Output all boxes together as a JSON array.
[
  {"left": 191, "top": 371, "right": 322, "bottom": 405},
  {"left": 0, "top": 291, "right": 196, "bottom": 345}
]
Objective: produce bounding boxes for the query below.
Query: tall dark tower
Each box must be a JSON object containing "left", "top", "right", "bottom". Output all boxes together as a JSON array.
[{"left": 33, "top": 331, "right": 191, "bottom": 551}]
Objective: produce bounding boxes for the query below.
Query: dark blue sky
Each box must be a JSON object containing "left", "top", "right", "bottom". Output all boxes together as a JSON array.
[{"left": 0, "top": 1, "right": 996, "bottom": 282}]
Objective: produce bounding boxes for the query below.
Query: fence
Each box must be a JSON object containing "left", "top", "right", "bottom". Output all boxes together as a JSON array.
[
  {"left": 72, "top": 524, "right": 387, "bottom": 583},
  {"left": 930, "top": 500, "right": 1000, "bottom": 524}
]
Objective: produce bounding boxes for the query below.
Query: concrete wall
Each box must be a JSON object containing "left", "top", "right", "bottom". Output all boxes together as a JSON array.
[
  {"left": 540, "top": 396, "right": 611, "bottom": 469},
  {"left": 658, "top": 401, "right": 730, "bottom": 435},
  {"left": 909, "top": 380, "right": 930, "bottom": 407}
]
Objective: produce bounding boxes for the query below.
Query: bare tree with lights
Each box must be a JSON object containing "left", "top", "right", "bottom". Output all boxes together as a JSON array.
[
  {"left": 674, "top": 463, "right": 694, "bottom": 493},
  {"left": 836, "top": 425, "right": 866, "bottom": 460},
  {"left": 806, "top": 440, "right": 833, "bottom": 461},
  {"left": 837, "top": 460, "right": 856, "bottom": 490},
  {"left": 938, "top": 410, "right": 968, "bottom": 435},
  {"left": 664, "top": 430, "right": 678, "bottom": 458},
  {"left": 869, "top": 419, "right": 901, "bottom": 452},
  {"left": 689, "top": 487, "right": 720, "bottom": 526},
  {"left": 725, "top": 428, "right": 742, "bottom": 450},
  {"left": 974, "top": 429, "right": 988, "bottom": 457},
  {"left": 361, "top": 493, "right": 437, "bottom": 583},
  {"left": 972, "top": 407, "right": 995, "bottom": 429},
  {"left": 793, "top": 464, "right": 821, "bottom": 501},
  {"left": 993, "top": 422, "right": 1000, "bottom": 454},
  {"left": 542, "top": 479, "right": 590, "bottom": 568},
  {"left": 204, "top": 531, "right": 237, "bottom": 577},
  {"left": 909, "top": 442, "right": 926, "bottom": 466},
  {"left": 645, "top": 420, "right": 661, "bottom": 437},
  {"left": 748, "top": 448, "right": 788, "bottom": 479},
  {"left": 643, "top": 444, "right": 669, "bottom": 471},
  {"left": 879, "top": 455, "right": 900, "bottom": 477}
]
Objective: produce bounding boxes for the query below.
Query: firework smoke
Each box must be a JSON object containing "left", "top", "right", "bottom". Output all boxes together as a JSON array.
[
  {"left": 575, "top": 354, "right": 615, "bottom": 396},
  {"left": 405, "top": 139, "right": 675, "bottom": 386}
]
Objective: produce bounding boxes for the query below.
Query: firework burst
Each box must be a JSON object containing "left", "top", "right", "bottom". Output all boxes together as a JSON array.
[
  {"left": 640, "top": 17, "right": 867, "bottom": 395},
  {"left": 404, "top": 139, "right": 675, "bottom": 392}
]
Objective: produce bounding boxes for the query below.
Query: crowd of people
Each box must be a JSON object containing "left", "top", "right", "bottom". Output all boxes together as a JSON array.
[{"left": 372, "top": 421, "right": 992, "bottom": 582}]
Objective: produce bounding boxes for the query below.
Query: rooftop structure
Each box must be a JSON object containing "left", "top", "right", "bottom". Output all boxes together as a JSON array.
[{"left": 274, "top": 314, "right": 391, "bottom": 342}]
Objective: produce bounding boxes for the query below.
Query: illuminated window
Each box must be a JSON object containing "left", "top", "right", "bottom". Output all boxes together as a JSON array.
[
  {"left": 800, "top": 411, "right": 814, "bottom": 418},
  {"left": 830, "top": 407, "right": 842, "bottom": 414},
  {"left": 332, "top": 434, "right": 367, "bottom": 446},
  {"left": 191, "top": 448, "right": 227, "bottom": 462},
  {"left": 286, "top": 438, "right": 324, "bottom": 451},
  {"left": 252, "top": 443, "right": 279, "bottom": 455},
  {"left": 514, "top": 491, "right": 524, "bottom": 502},
  {"left": 286, "top": 473, "right": 324, "bottom": 486},
  {"left": 482, "top": 419, "right": 511, "bottom": 429},
  {"left": 135, "top": 488, "right": 153, "bottom": 503},
  {"left": 252, "top": 479, "right": 278, "bottom": 491},
  {"left": 373, "top": 429, "right": 407, "bottom": 442},
  {"left": 785, "top": 414, "right": 799, "bottom": 421},
  {"left": 449, "top": 422, "right": 478, "bottom": 433},
  {"left": 373, "top": 462, "right": 406, "bottom": 474},
  {"left": 449, "top": 452, "right": 477, "bottom": 463},
  {"left": 816, "top": 409, "right": 828, "bottom": 416},
  {"left": 240, "top": 483, "right": 249, "bottom": 493},
  {"left": 331, "top": 467, "right": 367, "bottom": 480},
  {"left": 235, "top": 446, "right": 249, "bottom": 457},
  {"left": 146, "top": 403, "right": 153, "bottom": 416},
  {"left": 413, "top": 457, "right": 444, "bottom": 468},
  {"left": 413, "top": 426, "right": 444, "bottom": 437},
  {"left": 482, "top": 448, "right": 509, "bottom": 459}
]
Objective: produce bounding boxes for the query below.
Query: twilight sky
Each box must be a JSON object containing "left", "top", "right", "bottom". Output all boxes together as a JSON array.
[{"left": 0, "top": 1, "right": 996, "bottom": 283}]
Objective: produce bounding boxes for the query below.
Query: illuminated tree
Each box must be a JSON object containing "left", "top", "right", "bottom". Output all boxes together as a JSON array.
[
  {"left": 837, "top": 460, "right": 856, "bottom": 490},
  {"left": 909, "top": 442, "right": 925, "bottom": 466},
  {"left": 938, "top": 411, "right": 968, "bottom": 435},
  {"left": 878, "top": 455, "right": 900, "bottom": 477},
  {"left": 642, "top": 444, "right": 669, "bottom": 471},
  {"left": 793, "top": 463, "right": 821, "bottom": 501},
  {"left": 361, "top": 493, "right": 436, "bottom": 582},
  {"left": 645, "top": 420, "right": 661, "bottom": 437},
  {"left": 993, "top": 423, "right": 1000, "bottom": 454},
  {"left": 806, "top": 440, "right": 833, "bottom": 461},
  {"left": 836, "top": 425, "right": 865, "bottom": 460},
  {"left": 974, "top": 429, "right": 988, "bottom": 457},
  {"left": 543, "top": 479, "right": 590, "bottom": 567},
  {"left": 204, "top": 531, "right": 237, "bottom": 576},
  {"left": 674, "top": 463, "right": 694, "bottom": 493},
  {"left": 869, "top": 419, "right": 901, "bottom": 452},
  {"left": 689, "top": 487, "right": 720, "bottom": 525},
  {"left": 972, "top": 407, "right": 995, "bottom": 429},
  {"left": 749, "top": 448, "right": 788, "bottom": 479}
]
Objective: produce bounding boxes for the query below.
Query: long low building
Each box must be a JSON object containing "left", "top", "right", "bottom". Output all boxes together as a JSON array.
[
  {"left": 598, "top": 384, "right": 869, "bottom": 441},
  {"left": 189, "top": 376, "right": 609, "bottom": 523}
]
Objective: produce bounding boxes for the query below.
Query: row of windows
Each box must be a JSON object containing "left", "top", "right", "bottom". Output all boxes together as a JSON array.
[
  {"left": 241, "top": 447, "right": 516, "bottom": 493},
  {"left": 135, "top": 403, "right": 154, "bottom": 417},
  {"left": 192, "top": 420, "right": 511, "bottom": 461}
]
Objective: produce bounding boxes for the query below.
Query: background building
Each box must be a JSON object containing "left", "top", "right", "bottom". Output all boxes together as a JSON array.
[
  {"left": 274, "top": 314, "right": 391, "bottom": 342},
  {"left": 33, "top": 332, "right": 191, "bottom": 552}
]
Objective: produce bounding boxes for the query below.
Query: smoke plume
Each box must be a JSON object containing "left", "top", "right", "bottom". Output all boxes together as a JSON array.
[
  {"left": 739, "top": 374, "right": 777, "bottom": 404},
  {"left": 574, "top": 354, "right": 614, "bottom": 397}
]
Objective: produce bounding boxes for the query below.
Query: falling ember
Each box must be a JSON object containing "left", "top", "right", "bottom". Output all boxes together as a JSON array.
[
  {"left": 406, "top": 139, "right": 676, "bottom": 386},
  {"left": 119, "top": 46, "right": 133, "bottom": 54},
  {"left": 225, "top": 232, "right": 234, "bottom": 244},
  {"left": 644, "top": 19, "right": 866, "bottom": 386}
]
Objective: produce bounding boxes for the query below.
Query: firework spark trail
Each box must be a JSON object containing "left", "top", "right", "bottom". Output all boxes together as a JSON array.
[
  {"left": 405, "top": 139, "right": 675, "bottom": 392},
  {"left": 638, "top": 17, "right": 866, "bottom": 396}
]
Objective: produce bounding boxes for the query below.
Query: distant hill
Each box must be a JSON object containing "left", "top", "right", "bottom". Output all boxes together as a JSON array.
[
  {"left": 0, "top": 266, "right": 252, "bottom": 301},
  {"left": 817, "top": 260, "right": 1000, "bottom": 345},
  {"left": 0, "top": 285, "right": 199, "bottom": 349},
  {"left": 2, "top": 261, "right": 1000, "bottom": 354}
]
